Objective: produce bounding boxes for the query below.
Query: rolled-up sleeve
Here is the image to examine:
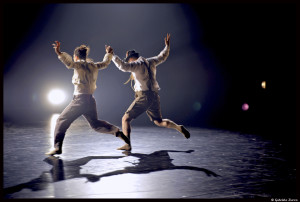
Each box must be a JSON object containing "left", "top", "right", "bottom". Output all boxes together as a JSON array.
[
  {"left": 147, "top": 45, "right": 170, "bottom": 66},
  {"left": 94, "top": 53, "right": 113, "bottom": 70},
  {"left": 58, "top": 52, "right": 74, "bottom": 69},
  {"left": 112, "top": 55, "right": 141, "bottom": 72}
]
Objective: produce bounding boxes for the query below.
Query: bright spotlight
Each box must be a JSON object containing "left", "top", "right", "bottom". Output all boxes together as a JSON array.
[
  {"left": 261, "top": 81, "right": 266, "bottom": 89},
  {"left": 48, "top": 89, "right": 66, "bottom": 105}
]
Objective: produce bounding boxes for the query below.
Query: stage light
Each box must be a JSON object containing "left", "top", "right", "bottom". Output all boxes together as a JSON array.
[
  {"left": 261, "top": 81, "right": 266, "bottom": 89},
  {"left": 242, "top": 103, "right": 249, "bottom": 111},
  {"left": 48, "top": 89, "right": 66, "bottom": 105}
]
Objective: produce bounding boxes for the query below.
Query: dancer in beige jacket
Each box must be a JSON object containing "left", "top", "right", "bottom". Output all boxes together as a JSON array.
[
  {"left": 46, "top": 41, "right": 129, "bottom": 155},
  {"left": 112, "top": 34, "right": 190, "bottom": 151}
]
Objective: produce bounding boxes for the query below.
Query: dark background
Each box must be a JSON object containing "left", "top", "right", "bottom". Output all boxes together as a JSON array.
[{"left": 2, "top": 3, "right": 297, "bottom": 140}]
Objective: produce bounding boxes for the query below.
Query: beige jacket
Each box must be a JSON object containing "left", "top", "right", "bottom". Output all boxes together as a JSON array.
[
  {"left": 58, "top": 52, "right": 113, "bottom": 95},
  {"left": 112, "top": 45, "right": 170, "bottom": 92}
]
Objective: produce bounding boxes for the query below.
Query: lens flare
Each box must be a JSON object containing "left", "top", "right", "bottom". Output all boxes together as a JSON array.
[
  {"left": 193, "top": 102, "right": 202, "bottom": 111},
  {"left": 242, "top": 103, "right": 249, "bottom": 111}
]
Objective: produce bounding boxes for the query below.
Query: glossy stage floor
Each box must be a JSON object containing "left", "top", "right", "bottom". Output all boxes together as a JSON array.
[{"left": 3, "top": 116, "right": 297, "bottom": 199}]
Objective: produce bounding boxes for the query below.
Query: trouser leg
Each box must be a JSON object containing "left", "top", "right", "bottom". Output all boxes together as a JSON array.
[
  {"left": 83, "top": 96, "right": 119, "bottom": 134},
  {"left": 53, "top": 98, "right": 85, "bottom": 150},
  {"left": 123, "top": 92, "right": 149, "bottom": 140}
]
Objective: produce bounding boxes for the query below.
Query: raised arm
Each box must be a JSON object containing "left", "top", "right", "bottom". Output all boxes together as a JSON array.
[
  {"left": 112, "top": 54, "right": 141, "bottom": 73},
  {"left": 94, "top": 45, "right": 113, "bottom": 70},
  {"left": 52, "top": 40, "right": 62, "bottom": 56},
  {"left": 53, "top": 41, "right": 74, "bottom": 69},
  {"left": 148, "top": 33, "right": 171, "bottom": 66}
]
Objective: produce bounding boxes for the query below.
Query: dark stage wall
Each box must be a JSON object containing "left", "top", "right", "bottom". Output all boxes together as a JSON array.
[{"left": 3, "top": 3, "right": 296, "bottom": 137}]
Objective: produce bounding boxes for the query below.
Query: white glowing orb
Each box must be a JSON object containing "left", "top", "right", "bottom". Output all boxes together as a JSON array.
[
  {"left": 48, "top": 89, "right": 66, "bottom": 105},
  {"left": 261, "top": 81, "right": 266, "bottom": 89}
]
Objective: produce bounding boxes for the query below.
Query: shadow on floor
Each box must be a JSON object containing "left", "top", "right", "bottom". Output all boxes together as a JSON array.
[{"left": 3, "top": 150, "right": 219, "bottom": 198}]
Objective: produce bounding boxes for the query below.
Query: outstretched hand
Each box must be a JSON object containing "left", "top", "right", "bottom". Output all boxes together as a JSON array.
[
  {"left": 164, "top": 33, "right": 171, "bottom": 46},
  {"left": 52, "top": 41, "right": 62, "bottom": 55},
  {"left": 105, "top": 45, "right": 114, "bottom": 54}
]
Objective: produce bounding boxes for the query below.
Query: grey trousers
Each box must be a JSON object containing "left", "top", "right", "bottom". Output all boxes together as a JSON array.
[{"left": 53, "top": 94, "right": 119, "bottom": 149}]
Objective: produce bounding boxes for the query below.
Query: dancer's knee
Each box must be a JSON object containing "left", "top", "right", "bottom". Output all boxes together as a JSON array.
[
  {"left": 122, "top": 113, "right": 132, "bottom": 124},
  {"left": 154, "top": 119, "right": 163, "bottom": 127}
]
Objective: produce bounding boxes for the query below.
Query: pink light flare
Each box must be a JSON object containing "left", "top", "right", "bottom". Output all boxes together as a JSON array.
[{"left": 242, "top": 103, "right": 249, "bottom": 111}]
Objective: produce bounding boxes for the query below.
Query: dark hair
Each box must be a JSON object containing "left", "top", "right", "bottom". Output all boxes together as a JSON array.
[
  {"left": 74, "top": 45, "right": 90, "bottom": 60},
  {"left": 125, "top": 50, "right": 139, "bottom": 62}
]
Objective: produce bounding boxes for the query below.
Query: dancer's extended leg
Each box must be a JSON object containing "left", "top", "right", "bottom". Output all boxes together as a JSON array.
[{"left": 154, "top": 119, "right": 190, "bottom": 139}]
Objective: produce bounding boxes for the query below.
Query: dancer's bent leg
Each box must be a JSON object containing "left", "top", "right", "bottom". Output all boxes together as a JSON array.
[
  {"left": 46, "top": 99, "right": 84, "bottom": 155},
  {"left": 83, "top": 96, "right": 130, "bottom": 145},
  {"left": 154, "top": 119, "right": 190, "bottom": 139}
]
